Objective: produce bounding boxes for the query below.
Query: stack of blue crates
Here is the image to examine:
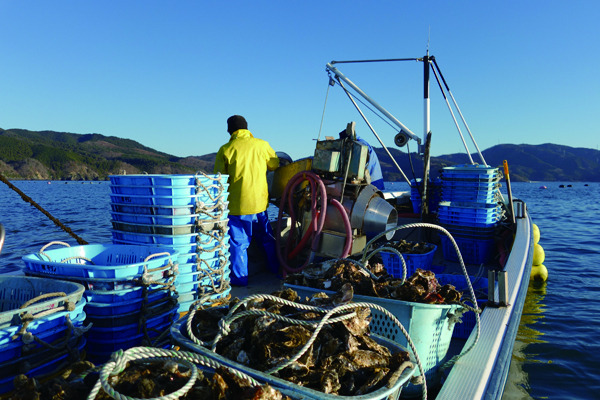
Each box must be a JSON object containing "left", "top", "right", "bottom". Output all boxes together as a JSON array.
[
  {"left": 438, "top": 165, "right": 503, "bottom": 264},
  {"left": 0, "top": 276, "right": 87, "bottom": 393},
  {"left": 21, "top": 243, "right": 179, "bottom": 364},
  {"left": 109, "top": 174, "right": 232, "bottom": 314}
]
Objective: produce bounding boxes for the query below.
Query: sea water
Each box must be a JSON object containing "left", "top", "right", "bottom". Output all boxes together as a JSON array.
[{"left": 0, "top": 180, "right": 599, "bottom": 399}]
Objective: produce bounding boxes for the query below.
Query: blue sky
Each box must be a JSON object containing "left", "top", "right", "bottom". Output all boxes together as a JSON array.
[{"left": 1, "top": 1, "right": 598, "bottom": 161}]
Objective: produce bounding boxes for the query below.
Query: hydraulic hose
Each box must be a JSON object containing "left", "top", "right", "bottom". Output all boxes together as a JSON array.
[
  {"left": 276, "top": 171, "right": 328, "bottom": 276},
  {"left": 329, "top": 198, "right": 353, "bottom": 258}
]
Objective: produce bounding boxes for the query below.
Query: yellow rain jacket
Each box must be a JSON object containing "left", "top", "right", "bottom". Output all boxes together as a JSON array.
[{"left": 214, "top": 129, "right": 279, "bottom": 215}]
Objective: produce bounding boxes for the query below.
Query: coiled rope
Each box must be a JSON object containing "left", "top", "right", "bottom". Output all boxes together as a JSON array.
[
  {"left": 86, "top": 346, "right": 262, "bottom": 400},
  {"left": 185, "top": 293, "right": 428, "bottom": 400}
]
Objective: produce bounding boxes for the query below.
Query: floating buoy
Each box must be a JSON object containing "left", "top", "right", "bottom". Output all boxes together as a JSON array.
[
  {"left": 533, "top": 243, "right": 545, "bottom": 265},
  {"left": 532, "top": 224, "right": 540, "bottom": 245},
  {"left": 531, "top": 264, "right": 548, "bottom": 282}
]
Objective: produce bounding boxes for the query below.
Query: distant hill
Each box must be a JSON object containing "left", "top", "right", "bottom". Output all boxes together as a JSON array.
[
  {"left": 376, "top": 143, "right": 600, "bottom": 182},
  {"left": 1, "top": 128, "right": 598, "bottom": 181},
  {"left": 0, "top": 128, "right": 214, "bottom": 180}
]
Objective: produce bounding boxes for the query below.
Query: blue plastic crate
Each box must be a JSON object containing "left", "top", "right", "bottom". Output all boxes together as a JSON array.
[
  {"left": 86, "top": 308, "right": 176, "bottom": 341},
  {"left": 110, "top": 184, "right": 229, "bottom": 197},
  {"left": 437, "top": 211, "right": 501, "bottom": 226},
  {"left": 111, "top": 231, "right": 199, "bottom": 245},
  {"left": 109, "top": 174, "right": 229, "bottom": 187},
  {"left": 112, "top": 221, "right": 196, "bottom": 235},
  {"left": 84, "top": 285, "right": 172, "bottom": 303},
  {"left": 438, "top": 201, "right": 501, "bottom": 215},
  {"left": 442, "top": 164, "right": 498, "bottom": 176},
  {"left": 177, "top": 256, "right": 229, "bottom": 276},
  {"left": 110, "top": 192, "right": 230, "bottom": 207},
  {"left": 380, "top": 243, "right": 437, "bottom": 278},
  {"left": 110, "top": 211, "right": 198, "bottom": 225},
  {"left": 0, "top": 315, "right": 86, "bottom": 362},
  {"left": 0, "top": 298, "right": 86, "bottom": 343},
  {"left": 0, "top": 276, "right": 85, "bottom": 327},
  {"left": 178, "top": 246, "right": 230, "bottom": 264},
  {"left": 176, "top": 273, "right": 230, "bottom": 294},
  {"left": 440, "top": 223, "right": 496, "bottom": 239},
  {"left": 85, "top": 291, "right": 173, "bottom": 317},
  {"left": 0, "top": 337, "right": 86, "bottom": 394},
  {"left": 22, "top": 244, "right": 178, "bottom": 279},
  {"left": 441, "top": 190, "right": 500, "bottom": 203},
  {"left": 110, "top": 203, "right": 195, "bottom": 216},
  {"left": 440, "top": 235, "right": 495, "bottom": 264},
  {"left": 442, "top": 173, "right": 500, "bottom": 186}
]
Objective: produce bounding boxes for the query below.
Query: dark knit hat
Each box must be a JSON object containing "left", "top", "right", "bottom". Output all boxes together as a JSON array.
[{"left": 227, "top": 115, "right": 248, "bottom": 134}]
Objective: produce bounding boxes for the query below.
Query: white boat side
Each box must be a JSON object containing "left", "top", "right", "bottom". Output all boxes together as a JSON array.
[{"left": 437, "top": 205, "right": 533, "bottom": 400}]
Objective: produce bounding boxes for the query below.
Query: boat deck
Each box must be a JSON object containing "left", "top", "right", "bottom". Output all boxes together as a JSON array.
[{"left": 232, "top": 201, "right": 533, "bottom": 400}]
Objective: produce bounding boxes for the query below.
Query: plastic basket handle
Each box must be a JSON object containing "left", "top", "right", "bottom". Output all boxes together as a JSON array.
[
  {"left": 37, "top": 241, "right": 71, "bottom": 261},
  {"left": 19, "top": 291, "right": 68, "bottom": 309}
]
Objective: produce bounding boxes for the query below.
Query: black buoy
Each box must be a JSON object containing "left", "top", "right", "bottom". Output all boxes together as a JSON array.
[{"left": 559, "top": 184, "right": 565, "bottom": 188}]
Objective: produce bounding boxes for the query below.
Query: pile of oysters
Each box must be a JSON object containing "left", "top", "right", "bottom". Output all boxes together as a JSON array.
[
  {"left": 9, "top": 359, "right": 291, "bottom": 400},
  {"left": 190, "top": 288, "right": 412, "bottom": 396},
  {"left": 285, "top": 259, "right": 462, "bottom": 304}
]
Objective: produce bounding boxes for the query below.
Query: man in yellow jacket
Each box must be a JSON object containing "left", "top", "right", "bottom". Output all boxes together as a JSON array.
[{"left": 214, "top": 115, "right": 280, "bottom": 286}]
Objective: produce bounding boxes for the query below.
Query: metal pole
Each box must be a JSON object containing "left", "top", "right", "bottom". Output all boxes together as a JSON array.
[
  {"left": 336, "top": 78, "right": 411, "bottom": 185},
  {"left": 432, "top": 58, "right": 487, "bottom": 165},
  {"left": 326, "top": 63, "right": 421, "bottom": 144}
]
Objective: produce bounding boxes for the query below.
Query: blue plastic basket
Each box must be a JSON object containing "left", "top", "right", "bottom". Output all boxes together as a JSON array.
[
  {"left": 110, "top": 189, "right": 230, "bottom": 206},
  {"left": 85, "top": 291, "right": 174, "bottom": 317},
  {"left": 178, "top": 246, "right": 230, "bottom": 264},
  {"left": 440, "top": 235, "right": 495, "bottom": 264},
  {"left": 441, "top": 190, "right": 500, "bottom": 203},
  {"left": 176, "top": 269, "right": 230, "bottom": 292},
  {"left": 285, "top": 283, "right": 459, "bottom": 396},
  {"left": 438, "top": 213, "right": 500, "bottom": 227},
  {"left": 111, "top": 238, "right": 230, "bottom": 258},
  {"left": 22, "top": 243, "right": 178, "bottom": 279},
  {"left": 0, "top": 298, "right": 86, "bottom": 345},
  {"left": 86, "top": 308, "right": 176, "bottom": 341},
  {"left": 380, "top": 243, "right": 437, "bottom": 278},
  {"left": 442, "top": 164, "right": 498, "bottom": 176},
  {"left": 440, "top": 223, "right": 496, "bottom": 239},
  {"left": 111, "top": 231, "right": 199, "bottom": 245},
  {"left": 109, "top": 174, "right": 229, "bottom": 187},
  {"left": 110, "top": 203, "right": 196, "bottom": 216},
  {"left": 0, "top": 314, "right": 86, "bottom": 362},
  {"left": 0, "top": 337, "right": 86, "bottom": 394},
  {"left": 111, "top": 184, "right": 221, "bottom": 196},
  {"left": 110, "top": 211, "right": 198, "bottom": 226},
  {"left": 0, "top": 276, "right": 85, "bottom": 326}
]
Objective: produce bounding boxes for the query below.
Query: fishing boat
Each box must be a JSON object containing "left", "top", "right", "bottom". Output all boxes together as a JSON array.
[
  {"left": 231, "top": 54, "right": 536, "bottom": 399},
  {"left": 0, "top": 54, "right": 537, "bottom": 400}
]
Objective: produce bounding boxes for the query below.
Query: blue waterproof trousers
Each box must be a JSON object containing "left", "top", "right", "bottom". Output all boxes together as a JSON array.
[{"left": 227, "top": 211, "right": 279, "bottom": 286}]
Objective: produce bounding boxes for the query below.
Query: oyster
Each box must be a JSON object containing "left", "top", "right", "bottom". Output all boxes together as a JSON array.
[{"left": 192, "top": 287, "right": 412, "bottom": 396}]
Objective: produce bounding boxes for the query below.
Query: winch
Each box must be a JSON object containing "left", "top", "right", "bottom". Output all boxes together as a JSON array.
[{"left": 272, "top": 122, "right": 397, "bottom": 265}]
